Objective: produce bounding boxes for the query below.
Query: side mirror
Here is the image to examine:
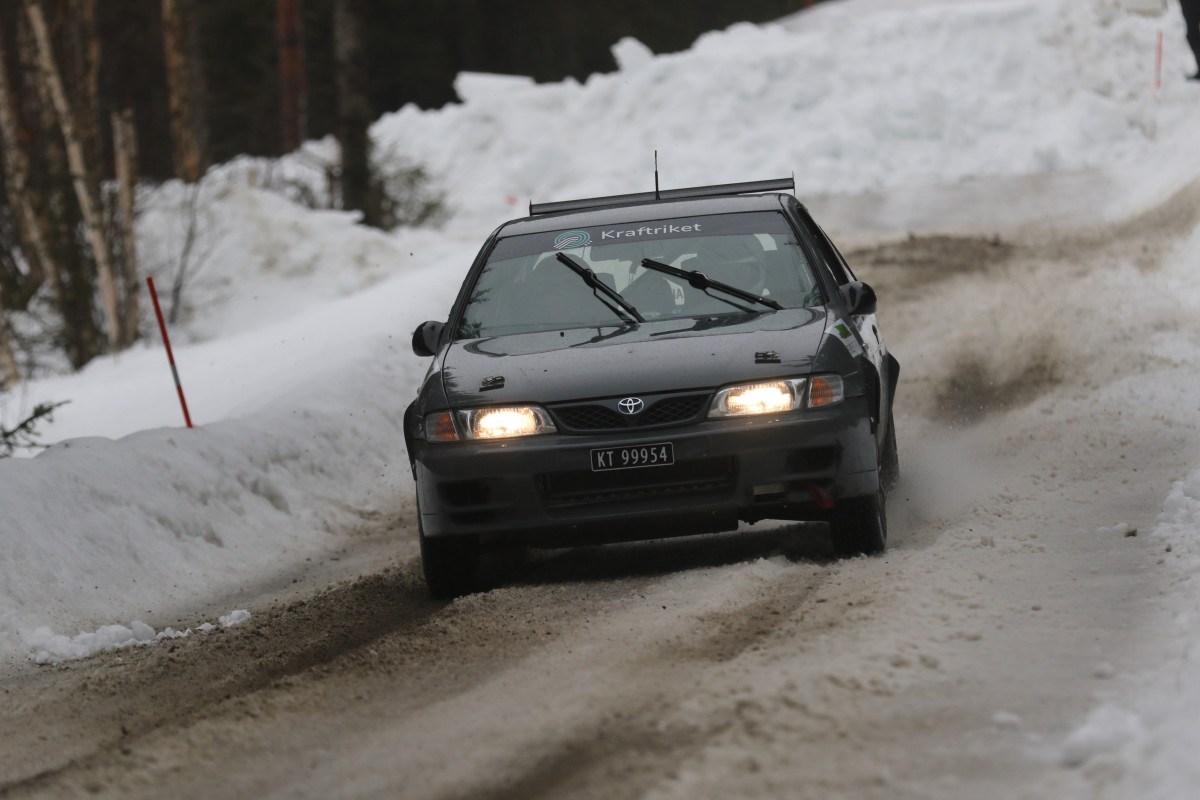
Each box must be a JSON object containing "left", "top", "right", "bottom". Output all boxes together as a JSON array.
[
  {"left": 411, "top": 320, "right": 445, "bottom": 357},
  {"left": 839, "top": 281, "right": 877, "bottom": 316}
]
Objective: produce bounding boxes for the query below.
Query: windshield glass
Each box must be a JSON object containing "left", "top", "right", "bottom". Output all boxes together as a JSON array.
[{"left": 457, "top": 211, "right": 822, "bottom": 339}]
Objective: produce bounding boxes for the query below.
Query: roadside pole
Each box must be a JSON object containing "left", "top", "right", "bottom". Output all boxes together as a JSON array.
[{"left": 146, "top": 276, "right": 194, "bottom": 429}]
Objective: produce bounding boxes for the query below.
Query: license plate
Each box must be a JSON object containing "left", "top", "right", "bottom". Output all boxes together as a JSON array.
[{"left": 590, "top": 442, "right": 675, "bottom": 472}]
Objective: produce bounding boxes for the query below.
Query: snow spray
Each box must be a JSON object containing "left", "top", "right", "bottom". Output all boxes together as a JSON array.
[{"left": 146, "top": 276, "right": 194, "bottom": 429}]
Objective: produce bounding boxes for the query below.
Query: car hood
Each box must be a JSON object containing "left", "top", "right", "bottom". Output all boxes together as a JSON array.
[{"left": 441, "top": 308, "right": 830, "bottom": 405}]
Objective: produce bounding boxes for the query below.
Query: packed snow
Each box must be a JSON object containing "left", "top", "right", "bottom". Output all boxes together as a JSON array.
[{"left": 2, "top": 0, "right": 1200, "bottom": 795}]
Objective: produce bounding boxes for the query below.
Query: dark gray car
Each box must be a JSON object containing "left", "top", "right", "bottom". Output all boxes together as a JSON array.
[{"left": 406, "top": 178, "right": 899, "bottom": 598}]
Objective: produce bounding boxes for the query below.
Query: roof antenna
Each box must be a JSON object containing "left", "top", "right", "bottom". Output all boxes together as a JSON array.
[{"left": 654, "top": 151, "right": 660, "bottom": 200}]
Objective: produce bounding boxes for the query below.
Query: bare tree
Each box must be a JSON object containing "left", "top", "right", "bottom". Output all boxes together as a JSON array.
[
  {"left": 0, "top": 12, "right": 54, "bottom": 304},
  {"left": 333, "top": 0, "right": 381, "bottom": 227},
  {"left": 20, "top": 5, "right": 104, "bottom": 369},
  {"left": 111, "top": 108, "right": 140, "bottom": 347},
  {"left": 277, "top": 0, "right": 307, "bottom": 154},
  {"left": 0, "top": 298, "right": 19, "bottom": 389},
  {"left": 162, "top": 0, "right": 209, "bottom": 183},
  {"left": 167, "top": 182, "right": 214, "bottom": 326},
  {"left": 66, "top": 0, "right": 101, "bottom": 191},
  {"left": 25, "top": 0, "right": 120, "bottom": 351},
  {"left": 2, "top": 2, "right": 142, "bottom": 371}
]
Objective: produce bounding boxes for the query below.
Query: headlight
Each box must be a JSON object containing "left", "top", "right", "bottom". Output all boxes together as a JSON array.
[
  {"left": 709, "top": 379, "right": 805, "bottom": 417},
  {"left": 458, "top": 406, "right": 557, "bottom": 440},
  {"left": 707, "top": 375, "right": 844, "bottom": 418}
]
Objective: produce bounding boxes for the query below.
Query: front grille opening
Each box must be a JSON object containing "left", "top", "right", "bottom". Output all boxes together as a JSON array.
[
  {"left": 555, "top": 406, "right": 623, "bottom": 430},
  {"left": 641, "top": 395, "right": 708, "bottom": 425},
  {"left": 438, "top": 480, "right": 491, "bottom": 508},
  {"left": 552, "top": 393, "right": 710, "bottom": 433},
  {"left": 787, "top": 446, "right": 837, "bottom": 473}
]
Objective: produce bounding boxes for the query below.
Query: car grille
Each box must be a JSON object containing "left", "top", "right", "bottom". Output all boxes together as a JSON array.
[
  {"left": 551, "top": 393, "right": 710, "bottom": 432},
  {"left": 540, "top": 457, "right": 735, "bottom": 509}
]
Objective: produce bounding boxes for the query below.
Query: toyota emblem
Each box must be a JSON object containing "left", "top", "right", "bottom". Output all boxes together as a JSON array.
[{"left": 617, "top": 397, "right": 645, "bottom": 415}]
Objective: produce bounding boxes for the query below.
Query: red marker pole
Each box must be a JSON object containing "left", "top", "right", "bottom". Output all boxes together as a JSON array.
[{"left": 146, "top": 276, "right": 194, "bottom": 428}]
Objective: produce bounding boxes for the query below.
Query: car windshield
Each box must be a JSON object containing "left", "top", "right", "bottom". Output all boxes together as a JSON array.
[{"left": 457, "top": 211, "right": 822, "bottom": 338}]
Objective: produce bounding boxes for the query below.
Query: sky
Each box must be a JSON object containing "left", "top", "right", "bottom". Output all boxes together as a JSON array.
[{"left": 2, "top": 0, "right": 1200, "bottom": 794}]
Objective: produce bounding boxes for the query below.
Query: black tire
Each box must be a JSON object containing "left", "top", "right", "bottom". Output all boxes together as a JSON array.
[
  {"left": 419, "top": 522, "right": 481, "bottom": 599},
  {"left": 880, "top": 412, "right": 899, "bottom": 493},
  {"left": 829, "top": 489, "right": 887, "bottom": 557}
]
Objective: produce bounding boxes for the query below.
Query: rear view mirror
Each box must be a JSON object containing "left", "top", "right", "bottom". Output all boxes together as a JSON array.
[
  {"left": 412, "top": 320, "right": 445, "bottom": 357},
  {"left": 839, "top": 281, "right": 877, "bottom": 316}
]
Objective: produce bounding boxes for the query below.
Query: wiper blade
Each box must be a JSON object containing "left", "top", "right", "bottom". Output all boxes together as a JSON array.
[
  {"left": 556, "top": 253, "right": 645, "bottom": 323},
  {"left": 640, "top": 258, "right": 782, "bottom": 311}
]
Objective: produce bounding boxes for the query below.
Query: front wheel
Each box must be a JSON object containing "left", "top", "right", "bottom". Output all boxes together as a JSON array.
[
  {"left": 419, "top": 522, "right": 481, "bottom": 599},
  {"left": 828, "top": 489, "right": 887, "bottom": 557},
  {"left": 880, "top": 412, "right": 899, "bottom": 492}
]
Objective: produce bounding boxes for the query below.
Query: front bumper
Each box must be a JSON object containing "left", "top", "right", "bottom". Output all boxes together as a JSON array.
[{"left": 413, "top": 397, "right": 878, "bottom": 547}]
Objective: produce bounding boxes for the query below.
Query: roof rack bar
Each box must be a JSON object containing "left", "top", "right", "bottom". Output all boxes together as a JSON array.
[
  {"left": 658, "top": 177, "right": 795, "bottom": 202},
  {"left": 530, "top": 190, "right": 660, "bottom": 217},
  {"left": 529, "top": 176, "right": 795, "bottom": 217}
]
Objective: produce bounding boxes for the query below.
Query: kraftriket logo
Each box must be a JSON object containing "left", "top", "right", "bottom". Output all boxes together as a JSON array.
[
  {"left": 553, "top": 230, "right": 591, "bottom": 250},
  {"left": 599, "top": 222, "right": 702, "bottom": 240}
]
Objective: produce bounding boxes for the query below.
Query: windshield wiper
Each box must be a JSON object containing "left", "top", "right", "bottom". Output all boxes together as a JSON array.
[
  {"left": 640, "top": 258, "right": 782, "bottom": 312},
  {"left": 556, "top": 253, "right": 645, "bottom": 324}
]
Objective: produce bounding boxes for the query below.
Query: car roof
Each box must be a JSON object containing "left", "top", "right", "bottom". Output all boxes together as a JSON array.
[{"left": 497, "top": 192, "right": 791, "bottom": 238}]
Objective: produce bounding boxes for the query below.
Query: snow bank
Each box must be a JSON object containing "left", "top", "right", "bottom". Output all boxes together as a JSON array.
[
  {"left": 0, "top": 346, "right": 413, "bottom": 663},
  {"left": 1051, "top": 469, "right": 1200, "bottom": 796},
  {"left": 373, "top": 0, "right": 1200, "bottom": 233},
  {"left": 1052, "top": 209, "right": 1200, "bottom": 795},
  {"left": 24, "top": 609, "right": 249, "bottom": 665}
]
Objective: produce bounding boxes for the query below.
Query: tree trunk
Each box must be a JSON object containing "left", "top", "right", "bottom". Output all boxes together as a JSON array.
[
  {"left": 0, "top": 292, "right": 19, "bottom": 388},
  {"left": 21, "top": 5, "right": 101, "bottom": 369},
  {"left": 161, "top": 0, "right": 208, "bottom": 183},
  {"left": 277, "top": 0, "right": 307, "bottom": 154},
  {"left": 0, "top": 13, "right": 54, "bottom": 305},
  {"left": 333, "top": 0, "right": 380, "bottom": 227},
  {"left": 25, "top": 0, "right": 120, "bottom": 352},
  {"left": 112, "top": 108, "right": 140, "bottom": 348},
  {"left": 2, "top": 3, "right": 105, "bottom": 371},
  {"left": 68, "top": 0, "right": 102, "bottom": 192}
]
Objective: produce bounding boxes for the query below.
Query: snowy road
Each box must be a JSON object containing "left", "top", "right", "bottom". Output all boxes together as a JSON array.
[{"left": 3, "top": 180, "right": 1197, "bottom": 799}]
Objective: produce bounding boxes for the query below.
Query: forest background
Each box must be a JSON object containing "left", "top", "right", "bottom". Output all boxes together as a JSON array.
[{"left": 0, "top": 0, "right": 821, "bottom": 401}]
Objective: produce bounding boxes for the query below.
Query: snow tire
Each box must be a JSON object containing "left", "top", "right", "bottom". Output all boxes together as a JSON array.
[
  {"left": 880, "top": 411, "right": 899, "bottom": 492},
  {"left": 829, "top": 489, "right": 887, "bottom": 557},
  {"left": 419, "top": 521, "right": 481, "bottom": 599}
]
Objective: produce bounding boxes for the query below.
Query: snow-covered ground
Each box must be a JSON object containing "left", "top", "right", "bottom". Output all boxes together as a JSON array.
[{"left": 2, "top": 0, "right": 1200, "bottom": 795}]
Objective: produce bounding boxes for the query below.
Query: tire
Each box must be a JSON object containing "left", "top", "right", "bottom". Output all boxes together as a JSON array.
[
  {"left": 880, "top": 411, "right": 899, "bottom": 493},
  {"left": 829, "top": 489, "right": 887, "bottom": 557},
  {"left": 419, "top": 521, "right": 481, "bottom": 599}
]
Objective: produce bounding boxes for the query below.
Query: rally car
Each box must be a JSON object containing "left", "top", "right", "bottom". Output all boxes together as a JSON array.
[{"left": 405, "top": 177, "right": 899, "bottom": 598}]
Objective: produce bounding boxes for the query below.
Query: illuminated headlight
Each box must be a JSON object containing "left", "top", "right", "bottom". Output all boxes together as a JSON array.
[
  {"left": 709, "top": 379, "right": 806, "bottom": 418},
  {"left": 707, "top": 375, "right": 845, "bottom": 418},
  {"left": 458, "top": 406, "right": 556, "bottom": 440}
]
